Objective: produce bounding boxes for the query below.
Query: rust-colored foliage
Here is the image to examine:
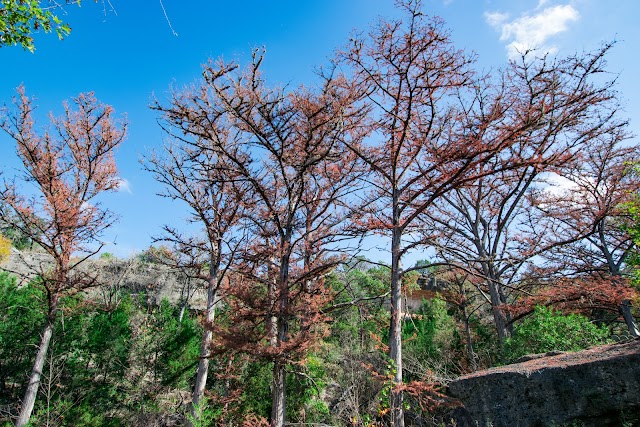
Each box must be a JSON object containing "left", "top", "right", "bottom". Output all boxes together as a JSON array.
[
  {"left": 242, "top": 414, "right": 270, "bottom": 427},
  {"left": 400, "top": 380, "right": 462, "bottom": 413},
  {"left": 366, "top": 362, "right": 461, "bottom": 421},
  {"left": 507, "top": 276, "right": 639, "bottom": 321},
  {"left": 421, "top": 42, "right": 628, "bottom": 344},
  {"left": 525, "top": 131, "right": 640, "bottom": 335},
  {"left": 147, "top": 94, "right": 252, "bottom": 422},
  {"left": 154, "top": 48, "right": 366, "bottom": 426},
  {"left": 334, "top": 1, "right": 633, "bottom": 421},
  {"left": 335, "top": 3, "right": 482, "bottom": 423},
  {"left": 333, "top": 0, "right": 609, "bottom": 421},
  {"left": 0, "top": 86, "right": 126, "bottom": 293},
  {"left": 529, "top": 134, "right": 640, "bottom": 279},
  {"left": 0, "top": 86, "right": 125, "bottom": 427}
]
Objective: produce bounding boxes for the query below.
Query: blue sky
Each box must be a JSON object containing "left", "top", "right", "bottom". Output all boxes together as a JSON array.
[{"left": 1, "top": 0, "right": 638, "bottom": 260}]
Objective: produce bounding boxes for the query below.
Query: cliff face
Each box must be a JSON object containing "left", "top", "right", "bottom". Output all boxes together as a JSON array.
[
  {"left": 447, "top": 339, "right": 640, "bottom": 427},
  {"left": 0, "top": 249, "right": 208, "bottom": 309}
]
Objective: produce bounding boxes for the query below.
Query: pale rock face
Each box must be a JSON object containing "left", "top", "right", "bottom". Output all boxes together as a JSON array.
[
  {"left": 447, "top": 340, "right": 640, "bottom": 426},
  {"left": 0, "top": 249, "right": 208, "bottom": 309}
]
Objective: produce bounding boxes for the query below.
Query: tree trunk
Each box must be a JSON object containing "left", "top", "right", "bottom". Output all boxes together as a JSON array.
[
  {"left": 270, "top": 360, "right": 287, "bottom": 427},
  {"left": 607, "top": 273, "right": 639, "bottom": 338},
  {"left": 178, "top": 302, "right": 187, "bottom": 323},
  {"left": 389, "top": 225, "right": 404, "bottom": 427},
  {"left": 178, "top": 274, "right": 192, "bottom": 323},
  {"left": 268, "top": 256, "right": 278, "bottom": 347},
  {"left": 487, "top": 280, "right": 509, "bottom": 345},
  {"left": 189, "top": 274, "right": 217, "bottom": 426},
  {"left": 463, "top": 315, "right": 477, "bottom": 371},
  {"left": 498, "top": 284, "right": 514, "bottom": 336},
  {"left": 271, "top": 250, "right": 290, "bottom": 427},
  {"left": 16, "top": 302, "right": 57, "bottom": 427},
  {"left": 457, "top": 281, "right": 478, "bottom": 371},
  {"left": 619, "top": 300, "right": 640, "bottom": 338}
]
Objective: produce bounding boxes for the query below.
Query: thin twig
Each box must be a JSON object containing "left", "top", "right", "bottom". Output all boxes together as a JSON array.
[{"left": 159, "top": 0, "right": 178, "bottom": 36}]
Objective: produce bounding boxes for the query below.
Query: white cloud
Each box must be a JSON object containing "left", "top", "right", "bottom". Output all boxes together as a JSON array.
[
  {"left": 485, "top": 3, "right": 580, "bottom": 59},
  {"left": 544, "top": 172, "right": 578, "bottom": 196},
  {"left": 536, "top": 0, "right": 551, "bottom": 9},
  {"left": 485, "top": 11, "right": 509, "bottom": 27},
  {"left": 115, "top": 177, "right": 132, "bottom": 194}
]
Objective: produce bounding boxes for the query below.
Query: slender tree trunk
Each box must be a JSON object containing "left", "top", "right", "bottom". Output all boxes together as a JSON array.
[
  {"left": 463, "top": 315, "right": 477, "bottom": 371},
  {"left": 268, "top": 256, "right": 278, "bottom": 347},
  {"left": 178, "top": 275, "right": 191, "bottom": 323},
  {"left": 619, "top": 300, "right": 640, "bottom": 338},
  {"left": 222, "top": 357, "right": 233, "bottom": 425},
  {"left": 271, "top": 251, "right": 290, "bottom": 427},
  {"left": 270, "top": 359, "right": 287, "bottom": 427},
  {"left": 487, "top": 280, "right": 509, "bottom": 345},
  {"left": 178, "top": 301, "right": 187, "bottom": 323},
  {"left": 457, "top": 282, "right": 478, "bottom": 370},
  {"left": 609, "top": 273, "right": 640, "bottom": 338},
  {"left": 498, "top": 284, "right": 514, "bottom": 336},
  {"left": 389, "top": 224, "right": 404, "bottom": 427},
  {"left": 189, "top": 268, "right": 218, "bottom": 426},
  {"left": 16, "top": 301, "right": 58, "bottom": 427}
]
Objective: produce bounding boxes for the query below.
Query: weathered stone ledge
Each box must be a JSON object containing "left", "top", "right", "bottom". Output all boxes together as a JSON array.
[{"left": 447, "top": 339, "right": 640, "bottom": 426}]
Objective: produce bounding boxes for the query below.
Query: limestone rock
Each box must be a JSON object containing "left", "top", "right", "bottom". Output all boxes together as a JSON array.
[
  {"left": 447, "top": 339, "right": 640, "bottom": 426},
  {"left": 0, "top": 249, "right": 207, "bottom": 310}
]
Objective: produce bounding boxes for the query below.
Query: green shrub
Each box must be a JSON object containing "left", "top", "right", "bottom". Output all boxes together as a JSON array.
[
  {"left": 0, "top": 273, "right": 46, "bottom": 404},
  {"left": 503, "top": 306, "right": 610, "bottom": 362},
  {"left": 141, "top": 299, "right": 202, "bottom": 388},
  {"left": 402, "top": 298, "right": 459, "bottom": 369},
  {"left": 99, "top": 252, "right": 115, "bottom": 260}
]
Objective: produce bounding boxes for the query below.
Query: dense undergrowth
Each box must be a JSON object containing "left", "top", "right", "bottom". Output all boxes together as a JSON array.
[{"left": 0, "top": 261, "right": 621, "bottom": 427}]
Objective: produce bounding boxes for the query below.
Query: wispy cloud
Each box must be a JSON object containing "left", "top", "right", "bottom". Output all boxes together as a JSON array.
[
  {"left": 485, "top": 2, "right": 579, "bottom": 59},
  {"left": 536, "top": 0, "right": 551, "bottom": 9},
  {"left": 115, "top": 177, "right": 132, "bottom": 194}
]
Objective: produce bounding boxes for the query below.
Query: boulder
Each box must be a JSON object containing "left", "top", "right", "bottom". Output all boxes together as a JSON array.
[{"left": 447, "top": 339, "right": 640, "bottom": 426}]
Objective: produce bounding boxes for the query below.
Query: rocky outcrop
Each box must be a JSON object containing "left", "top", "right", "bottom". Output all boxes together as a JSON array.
[
  {"left": 0, "top": 249, "right": 208, "bottom": 309},
  {"left": 447, "top": 339, "right": 640, "bottom": 426}
]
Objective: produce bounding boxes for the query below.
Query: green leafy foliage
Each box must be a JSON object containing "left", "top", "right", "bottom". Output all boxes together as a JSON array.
[
  {"left": 0, "top": 0, "right": 75, "bottom": 52},
  {"left": 402, "top": 298, "right": 458, "bottom": 364},
  {"left": 0, "top": 273, "right": 46, "bottom": 404},
  {"left": 287, "top": 355, "right": 331, "bottom": 423},
  {"left": 0, "top": 275, "right": 206, "bottom": 425},
  {"left": 149, "top": 300, "right": 201, "bottom": 388},
  {"left": 327, "top": 266, "right": 390, "bottom": 351},
  {"left": 503, "top": 306, "right": 611, "bottom": 362},
  {"left": 0, "top": 261, "right": 623, "bottom": 426},
  {"left": 99, "top": 251, "right": 115, "bottom": 260},
  {"left": 623, "top": 194, "right": 640, "bottom": 290},
  {"left": 186, "top": 395, "right": 217, "bottom": 427}
]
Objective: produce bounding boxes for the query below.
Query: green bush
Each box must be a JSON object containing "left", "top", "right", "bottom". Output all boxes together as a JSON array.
[
  {"left": 402, "top": 297, "right": 460, "bottom": 372},
  {"left": 0, "top": 273, "right": 46, "bottom": 404},
  {"left": 150, "top": 299, "right": 202, "bottom": 388},
  {"left": 503, "top": 306, "right": 610, "bottom": 362}
]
